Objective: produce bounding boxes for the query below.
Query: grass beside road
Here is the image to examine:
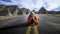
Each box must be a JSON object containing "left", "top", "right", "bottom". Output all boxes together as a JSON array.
[
  {"left": 45, "top": 14, "right": 60, "bottom": 17},
  {"left": 0, "top": 16, "right": 18, "bottom": 20},
  {"left": 0, "top": 14, "right": 28, "bottom": 20},
  {"left": 52, "top": 14, "right": 60, "bottom": 17}
]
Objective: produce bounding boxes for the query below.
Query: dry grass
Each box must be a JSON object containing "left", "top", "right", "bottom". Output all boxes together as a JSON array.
[{"left": 0, "top": 16, "right": 17, "bottom": 20}]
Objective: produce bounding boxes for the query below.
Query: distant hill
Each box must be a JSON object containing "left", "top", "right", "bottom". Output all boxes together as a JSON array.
[
  {"left": 38, "top": 7, "right": 60, "bottom": 14},
  {"left": 0, "top": 5, "right": 31, "bottom": 16},
  {"left": 38, "top": 7, "right": 47, "bottom": 14},
  {"left": 0, "top": 5, "right": 60, "bottom": 16}
]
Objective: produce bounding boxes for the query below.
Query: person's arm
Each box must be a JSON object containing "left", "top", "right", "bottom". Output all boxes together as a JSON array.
[
  {"left": 33, "top": 16, "right": 38, "bottom": 23},
  {"left": 27, "top": 16, "right": 31, "bottom": 24}
]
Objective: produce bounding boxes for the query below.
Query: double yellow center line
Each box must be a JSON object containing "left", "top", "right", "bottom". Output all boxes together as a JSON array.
[
  {"left": 26, "top": 25, "right": 31, "bottom": 34},
  {"left": 26, "top": 25, "right": 39, "bottom": 34}
]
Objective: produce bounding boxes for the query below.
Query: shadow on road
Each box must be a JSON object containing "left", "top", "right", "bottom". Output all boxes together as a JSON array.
[{"left": 0, "top": 22, "right": 28, "bottom": 30}]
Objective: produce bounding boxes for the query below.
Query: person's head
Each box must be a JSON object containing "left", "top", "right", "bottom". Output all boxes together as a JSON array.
[
  {"left": 29, "top": 12, "right": 35, "bottom": 17},
  {"left": 30, "top": 12, "right": 35, "bottom": 15}
]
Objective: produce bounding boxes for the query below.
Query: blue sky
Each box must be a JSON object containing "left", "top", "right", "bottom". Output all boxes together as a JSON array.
[{"left": 0, "top": 0, "right": 60, "bottom": 11}]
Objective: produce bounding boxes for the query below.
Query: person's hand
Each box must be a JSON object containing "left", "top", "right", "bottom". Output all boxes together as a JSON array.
[{"left": 33, "top": 17, "right": 34, "bottom": 19}]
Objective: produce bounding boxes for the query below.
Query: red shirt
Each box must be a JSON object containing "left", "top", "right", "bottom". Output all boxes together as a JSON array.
[{"left": 27, "top": 15, "right": 38, "bottom": 24}]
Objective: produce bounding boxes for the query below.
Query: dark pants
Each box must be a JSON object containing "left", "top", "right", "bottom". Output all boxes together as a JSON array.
[{"left": 31, "top": 19, "right": 34, "bottom": 24}]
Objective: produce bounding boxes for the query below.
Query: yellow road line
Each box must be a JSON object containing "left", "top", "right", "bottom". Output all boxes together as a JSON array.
[
  {"left": 26, "top": 26, "right": 31, "bottom": 34},
  {"left": 33, "top": 25, "right": 39, "bottom": 34}
]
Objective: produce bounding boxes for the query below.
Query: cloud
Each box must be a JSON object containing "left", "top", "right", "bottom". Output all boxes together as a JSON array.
[
  {"left": 44, "top": 0, "right": 60, "bottom": 11},
  {"left": 0, "top": 0, "right": 44, "bottom": 11},
  {"left": 0, "top": 0, "right": 18, "bottom": 5},
  {"left": 1, "top": 0, "right": 11, "bottom": 2},
  {"left": 17, "top": 0, "right": 44, "bottom": 11},
  {"left": 0, "top": 0, "right": 60, "bottom": 11},
  {"left": 53, "top": 7, "right": 60, "bottom": 11}
]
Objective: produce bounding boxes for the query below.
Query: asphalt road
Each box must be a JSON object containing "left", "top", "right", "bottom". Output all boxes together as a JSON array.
[{"left": 0, "top": 14, "right": 60, "bottom": 34}]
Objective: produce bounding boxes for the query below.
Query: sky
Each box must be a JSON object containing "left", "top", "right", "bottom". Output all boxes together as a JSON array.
[{"left": 0, "top": 0, "right": 60, "bottom": 11}]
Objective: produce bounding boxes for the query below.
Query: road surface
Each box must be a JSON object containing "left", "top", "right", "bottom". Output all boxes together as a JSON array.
[{"left": 0, "top": 14, "right": 60, "bottom": 34}]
